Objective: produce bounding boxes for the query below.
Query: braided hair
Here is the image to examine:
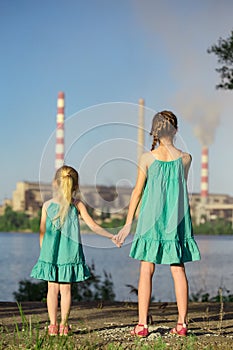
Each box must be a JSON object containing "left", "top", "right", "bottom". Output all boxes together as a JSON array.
[{"left": 150, "top": 111, "right": 178, "bottom": 150}]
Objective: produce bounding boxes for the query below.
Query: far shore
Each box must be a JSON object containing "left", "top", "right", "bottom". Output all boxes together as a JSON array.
[
  {"left": 1, "top": 231, "right": 233, "bottom": 236},
  {"left": 0, "top": 230, "right": 94, "bottom": 234}
]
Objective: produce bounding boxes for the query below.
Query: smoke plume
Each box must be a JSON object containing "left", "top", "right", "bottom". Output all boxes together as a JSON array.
[
  {"left": 176, "top": 93, "right": 220, "bottom": 146},
  {"left": 131, "top": 1, "right": 226, "bottom": 146}
]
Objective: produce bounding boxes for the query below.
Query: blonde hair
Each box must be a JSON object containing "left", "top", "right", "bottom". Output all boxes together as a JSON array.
[
  {"left": 150, "top": 110, "right": 178, "bottom": 150},
  {"left": 53, "top": 165, "right": 79, "bottom": 225}
]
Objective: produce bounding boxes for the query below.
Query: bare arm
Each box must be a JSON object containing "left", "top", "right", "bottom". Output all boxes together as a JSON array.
[
  {"left": 76, "top": 200, "right": 114, "bottom": 239},
  {"left": 182, "top": 153, "right": 192, "bottom": 180},
  {"left": 125, "top": 162, "right": 147, "bottom": 225},
  {"left": 39, "top": 204, "right": 47, "bottom": 248},
  {"left": 117, "top": 154, "right": 148, "bottom": 243}
]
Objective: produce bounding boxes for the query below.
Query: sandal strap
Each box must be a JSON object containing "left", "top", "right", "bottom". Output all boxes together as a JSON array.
[
  {"left": 49, "top": 325, "right": 58, "bottom": 330},
  {"left": 177, "top": 323, "right": 187, "bottom": 327}
]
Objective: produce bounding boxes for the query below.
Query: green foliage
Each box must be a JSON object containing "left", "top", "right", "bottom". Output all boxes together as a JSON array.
[
  {"left": 0, "top": 206, "right": 29, "bottom": 231},
  {"left": 29, "top": 210, "right": 41, "bottom": 232},
  {"left": 0, "top": 206, "right": 41, "bottom": 232},
  {"left": 13, "top": 263, "right": 115, "bottom": 302},
  {"left": 207, "top": 29, "right": 233, "bottom": 90},
  {"left": 72, "top": 263, "right": 115, "bottom": 301},
  {"left": 13, "top": 280, "right": 48, "bottom": 302},
  {"left": 101, "top": 218, "right": 125, "bottom": 230},
  {"left": 190, "top": 286, "right": 233, "bottom": 302},
  {"left": 193, "top": 218, "right": 233, "bottom": 235}
]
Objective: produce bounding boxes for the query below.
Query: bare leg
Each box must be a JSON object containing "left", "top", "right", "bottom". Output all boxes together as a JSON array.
[
  {"left": 170, "top": 264, "right": 188, "bottom": 329},
  {"left": 135, "top": 261, "right": 155, "bottom": 331},
  {"left": 60, "top": 283, "right": 72, "bottom": 325},
  {"left": 47, "top": 282, "right": 60, "bottom": 325}
]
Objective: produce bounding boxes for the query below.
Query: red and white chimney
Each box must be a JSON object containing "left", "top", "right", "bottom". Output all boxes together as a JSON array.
[
  {"left": 55, "top": 91, "right": 65, "bottom": 170},
  {"left": 201, "top": 146, "right": 208, "bottom": 203}
]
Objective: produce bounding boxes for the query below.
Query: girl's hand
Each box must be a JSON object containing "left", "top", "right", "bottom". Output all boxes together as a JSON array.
[
  {"left": 111, "top": 235, "right": 121, "bottom": 248},
  {"left": 116, "top": 224, "right": 131, "bottom": 246}
]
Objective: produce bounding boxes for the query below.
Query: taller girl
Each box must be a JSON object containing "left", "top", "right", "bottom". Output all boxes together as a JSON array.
[{"left": 117, "top": 111, "right": 201, "bottom": 337}]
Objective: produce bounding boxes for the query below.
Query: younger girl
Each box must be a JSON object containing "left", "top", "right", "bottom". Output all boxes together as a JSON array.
[
  {"left": 31, "top": 165, "right": 118, "bottom": 336},
  {"left": 116, "top": 111, "right": 201, "bottom": 337}
]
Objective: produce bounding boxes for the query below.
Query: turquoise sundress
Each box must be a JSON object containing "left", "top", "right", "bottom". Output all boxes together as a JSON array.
[
  {"left": 129, "top": 157, "right": 201, "bottom": 264},
  {"left": 31, "top": 202, "right": 90, "bottom": 282}
]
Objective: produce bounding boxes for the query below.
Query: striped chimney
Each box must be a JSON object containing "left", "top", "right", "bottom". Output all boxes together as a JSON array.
[
  {"left": 137, "top": 98, "right": 145, "bottom": 162},
  {"left": 201, "top": 146, "right": 208, "bottom": 202},
  {"left": 55, "top": 91, "right": 65, "bottom": 170}
]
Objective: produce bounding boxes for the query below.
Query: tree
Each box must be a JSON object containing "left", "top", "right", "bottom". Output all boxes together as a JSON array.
[
  {"left": 207, "top": 30, "right": 233, "bottom": 90},
  {"left": 13, "top": 279, "right": 47, "bottom": 302},
  {"left": 13, "top": 263, "right": 115, "bottom": 302},
  {"left": 0, "top": 206, "right": 29, "bottom": 231},
  {"left": 29, "top": 209, "right": 41, "bottom": 232}
]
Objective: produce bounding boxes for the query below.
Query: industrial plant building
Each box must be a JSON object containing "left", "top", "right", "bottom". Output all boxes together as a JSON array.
[
  {"left": 1, "top": 92, "right": 233, "bottom": 227},
  {"left": 1, "top": 181, "right": 132, "bottom": 220},
  {"left": 1, "top": 181, "right": 233, "bottom": 227}
]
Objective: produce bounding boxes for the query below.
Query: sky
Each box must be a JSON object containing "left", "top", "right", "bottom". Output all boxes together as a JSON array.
[{"left": 1, "top": 0, "right": 233, "bottom": 205}]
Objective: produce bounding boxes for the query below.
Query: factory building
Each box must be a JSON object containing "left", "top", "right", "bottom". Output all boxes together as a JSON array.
[
  {"left": 1, "top": 180, "right": 232, "bottom": 227},
  {"left": 6, "top": 181, "right": 132, "bottom": 219},
  {"left": 1, "top": 93, "right": 232, "bottom": 227}
]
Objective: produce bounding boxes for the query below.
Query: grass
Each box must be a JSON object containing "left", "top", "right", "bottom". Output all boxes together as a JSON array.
[
  {"left": 0, "top": 313, "right": 187, "bottom": 350},
  {"left": 1, "top": 302, "right": 232, "bottom": 350},
  {"left": 0, "top": 322, "right": 220, "bottom": 350}
]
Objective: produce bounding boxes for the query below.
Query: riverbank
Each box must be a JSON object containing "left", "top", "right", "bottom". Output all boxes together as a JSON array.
[
  {"left": 2, "top": 230, "right": 233, "bottom": 235},
  {"left": 1, "top": 301, "right": 233, "bottom": 349}
]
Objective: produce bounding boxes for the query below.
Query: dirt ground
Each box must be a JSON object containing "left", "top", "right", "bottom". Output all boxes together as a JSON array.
[{"left": 0, "top": 301, "right": 233, "bottom": 349}]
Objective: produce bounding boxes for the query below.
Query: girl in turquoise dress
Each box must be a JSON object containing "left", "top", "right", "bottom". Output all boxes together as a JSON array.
[
  {"left": 116, "top": 111, "right": 201, "bottom": 337},
  {"left": 31, "top": 165, "right": 118, "bottom": 336}
]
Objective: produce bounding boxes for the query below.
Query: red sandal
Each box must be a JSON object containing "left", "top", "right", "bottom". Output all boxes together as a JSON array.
[
  {"left": 170, "top": 323, "right": 188, "bottom": 336},
  {"left": 59, "top": 324, "right": 71, "bottom": 336},
  {"left": 130, "top": 324, "right": 149, "bottom": 338},
  {"left": 48, "top": 324, "right": 58, "bottom": 336}
]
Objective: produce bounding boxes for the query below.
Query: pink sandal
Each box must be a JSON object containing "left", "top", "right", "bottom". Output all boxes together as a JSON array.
[
  {"left": 48, "top": 324, "right": 58, "bottom": 336},
  {"left": 130, "top": 324, "right": 149, "bottom": 338},
  {"left": 170, "top": 323, "right": 188, "bottom": 336},
  {"left": 59, "top": 324, "right": 71, "bottom": 336}
]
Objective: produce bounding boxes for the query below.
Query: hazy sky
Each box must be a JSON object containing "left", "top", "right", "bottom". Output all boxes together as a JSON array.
[{"left": 1, "top": 0, "right": 233, "bottom": 204}]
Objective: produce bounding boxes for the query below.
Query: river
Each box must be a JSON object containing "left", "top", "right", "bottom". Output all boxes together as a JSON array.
[{"left": 0, "top": 232, "right": 232, "bottom": 302}]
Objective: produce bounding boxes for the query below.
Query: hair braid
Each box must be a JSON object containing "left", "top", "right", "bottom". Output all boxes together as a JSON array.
[
  {"left": 151, "top": 133, "right": 158, "bottom": 150},
  {"left": 150, "top": 110, "right": 178, "bottom": 149}
]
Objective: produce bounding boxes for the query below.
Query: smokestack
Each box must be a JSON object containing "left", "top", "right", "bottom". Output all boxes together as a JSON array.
[
  {"left": 137, "top": 98, "right": 145, "bottom": 162},
  {"left": 201, "top": 146, "right": 209, "bottom": 203},
  {"left": 55, "top": 91, "right": 65, "bottom": 170}
]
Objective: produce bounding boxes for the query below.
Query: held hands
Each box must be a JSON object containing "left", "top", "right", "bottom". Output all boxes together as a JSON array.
[
  {"left": 115, "top": 224, "right": 131, "bottom": 247},
  {"left": 111, "top": 235, "right": 121, "bottom": 248}
]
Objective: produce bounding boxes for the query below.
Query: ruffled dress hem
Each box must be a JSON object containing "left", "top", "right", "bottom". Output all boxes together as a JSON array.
[
  {"left": 30, "top": 260, "right": 91, "bottom": 283},
  {"left": 129, "top": 236, "right": 201, "bottom": 264}
]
